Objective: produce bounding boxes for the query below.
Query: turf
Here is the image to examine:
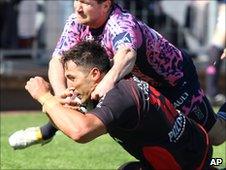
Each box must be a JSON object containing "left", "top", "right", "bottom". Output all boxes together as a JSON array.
[{"left": 1, "top": 112, "right": 226, "bottom": 169}]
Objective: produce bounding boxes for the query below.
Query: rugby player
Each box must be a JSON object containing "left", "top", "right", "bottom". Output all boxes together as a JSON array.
[
  {"left": 9, "top": 0, "right": 226, "bottom": 148},
  {"left": 24, "top": 41, "right": 212, "bottom": 169}
]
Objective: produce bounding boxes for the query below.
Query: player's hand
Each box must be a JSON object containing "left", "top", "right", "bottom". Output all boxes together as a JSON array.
[
  {"left": 25, "top": 76, "right": 51, "bottom": 100},
  {"left": 91, "top": 79, "right": 114, "bottom": 100},
  {"left": 58, "top": 88, "right": 82, "bottom": 107},
  {"left": 57, "top": 88, "right": 87, "bottom": 112}
]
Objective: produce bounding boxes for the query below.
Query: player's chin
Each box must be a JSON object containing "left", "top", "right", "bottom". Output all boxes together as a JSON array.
[
  {"left": 80, "top": 98, "right": 87, "bottom": 104},
  {"left": 76, "top": 17, "right": 89, "bottom": 25}
]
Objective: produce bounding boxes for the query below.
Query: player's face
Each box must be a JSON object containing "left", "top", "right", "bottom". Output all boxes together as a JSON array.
[
  {"left": 64, "top": 60, "right": 97, "bottom": 103},
  {"left": 74, "top": 0, "right": 110, "bottom": 28}
]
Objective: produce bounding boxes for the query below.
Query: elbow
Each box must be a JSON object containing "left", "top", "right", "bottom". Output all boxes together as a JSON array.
[
  {"left": 128, "top": 49, "right": 137, "bottom": 62},
  {"left": 70, "top": 134, "right": 90, "bottom": 144},
  {"left": 122, "top": 48, "right": 137, "bottom": 65},
  {"left": 67, "top": 128, "right": 91, "bottom": 144}
]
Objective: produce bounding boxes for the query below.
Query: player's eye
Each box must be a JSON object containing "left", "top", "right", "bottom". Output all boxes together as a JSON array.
[{"left": 66, "top": 75, "right": 76, "bottom": 82}]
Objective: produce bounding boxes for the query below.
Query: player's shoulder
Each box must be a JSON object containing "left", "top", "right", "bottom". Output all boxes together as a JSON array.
[
  {"left": 104, "top": 78, "right": 134, "bottom": 99},
  {"left": 107, "top": 4, "right": 138, "bottom": 30},
  {"left": 112, "top": 77, "right": 140, "bottom": 98}
]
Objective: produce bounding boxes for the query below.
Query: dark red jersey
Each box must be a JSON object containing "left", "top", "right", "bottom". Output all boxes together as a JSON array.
[{"left": 90, "top": 76, "right": 210, "bottom": 169}]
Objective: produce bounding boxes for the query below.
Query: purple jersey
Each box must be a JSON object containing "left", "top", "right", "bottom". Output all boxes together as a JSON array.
[
  {"left": 53, "top": 4, "right": 216, "bottom": 131},
  {"left": 53, "top": 4, "right": 183, "bottom": 86}
]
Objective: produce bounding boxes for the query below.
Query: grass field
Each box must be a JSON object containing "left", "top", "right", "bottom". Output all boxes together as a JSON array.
[{"left": 1, "top": 112, "right": 226, "bottom": 169}]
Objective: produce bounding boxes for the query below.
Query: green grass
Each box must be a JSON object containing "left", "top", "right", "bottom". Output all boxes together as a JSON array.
[
  {"left": 1, "top": 112, "right": 226, "bottom": 169},
  {"left": 1, "top": 112, "right": 134, "bottom": 169}
]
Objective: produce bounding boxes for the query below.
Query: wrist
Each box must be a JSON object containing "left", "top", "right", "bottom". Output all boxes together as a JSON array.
[
  {"left": 42, "top": 97, "right": 59, "bottom": 113},
  {"left": 37, "top": 92, "right": 53, "bottom": 105}
]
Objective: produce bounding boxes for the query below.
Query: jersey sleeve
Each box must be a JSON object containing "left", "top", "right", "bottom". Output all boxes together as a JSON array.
[
  {"left": 52, "top": 14, "right": 82, "bottom": 57},
  {"left": 89, "top": 82, "right": 138, "bottom": 131},
  {"left": 109, "top": 16, "right": 143, "bottom": 53}
]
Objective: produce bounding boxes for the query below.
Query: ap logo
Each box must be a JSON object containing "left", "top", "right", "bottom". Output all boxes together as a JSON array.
[{"left": 210, "top": 158, "right": 223, "bottom": 166}]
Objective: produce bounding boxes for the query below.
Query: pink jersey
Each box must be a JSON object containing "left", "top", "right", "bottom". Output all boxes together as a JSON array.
[
  {"left": 53, "top": 4, "right": 216, "bottom": 131},
  {"left": 53, "top": 4, "right": 183, "bottom": 87}
]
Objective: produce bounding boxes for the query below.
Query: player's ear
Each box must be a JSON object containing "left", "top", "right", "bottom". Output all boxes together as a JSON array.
[
  {"left": 89, "top": 67, "right": 101, "bottom": 82},
  {"left": 102, "top": 0, "right": 111, "bottom": 12}
]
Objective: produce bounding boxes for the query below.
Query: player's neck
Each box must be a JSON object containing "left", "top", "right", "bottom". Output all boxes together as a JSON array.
[
  {"left": 89, "top": 6, "right": 112, "bottom": 29},
  {"left": 89, "top": 15, "right": 107, "bottom": 29}
]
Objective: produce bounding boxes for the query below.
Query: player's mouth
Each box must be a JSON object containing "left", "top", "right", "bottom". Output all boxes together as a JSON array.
[{"left": 76, "top": 11, "right": 86, "bottom": 19}]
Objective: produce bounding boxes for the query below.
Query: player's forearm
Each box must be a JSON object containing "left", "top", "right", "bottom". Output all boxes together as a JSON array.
[
  {"left": 107, "top": 48, "right": 137, "bottom": 83},
  {"left": 48, "top": 56, "right": 67, "bottom": 96},
  {"left": 116, "top": 49, "right": 136, "bottom": 79},
  {"left": 42, "top": 97, "right": 96, "bottom": 143}
]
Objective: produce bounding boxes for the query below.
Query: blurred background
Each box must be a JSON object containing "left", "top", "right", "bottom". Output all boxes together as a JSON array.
[{"left": 0, "top": 0, "right": 225, "bottom": 111}]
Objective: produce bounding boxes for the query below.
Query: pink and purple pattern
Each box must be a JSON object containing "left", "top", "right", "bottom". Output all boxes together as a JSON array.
[{"left": 53, "top": 4, "right": 204, "bottom": 116}]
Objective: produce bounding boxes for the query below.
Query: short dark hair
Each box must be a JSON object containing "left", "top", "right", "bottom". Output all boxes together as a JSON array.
[{"left": 62, "top": 41, "right": 111, "bottom": 74}]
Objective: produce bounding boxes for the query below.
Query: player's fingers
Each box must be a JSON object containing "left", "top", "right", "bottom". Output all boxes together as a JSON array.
[
  {"left": 60, "top": 87, "right": 76, "bottom": 99},
  {"left": 58, "top": 97, "right": 70, "bottom": 104},
  {"left": 60, "top": 93, "right": 71, "bottom": 99},
  {"left": 60, "top": 91, "right": 73, "bottom": 99},
  {"left": 25, "top": 78, "right": 34, "bottom": 89},
  {"left": 68, "top": 100, "right": 81, "bottom": 106},
  {"left": 25, "top": 84, "right": 29, "bottom": 90}
]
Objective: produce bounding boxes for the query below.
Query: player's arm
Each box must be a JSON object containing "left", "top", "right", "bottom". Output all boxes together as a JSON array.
[
  {"left": 91, "top": 17, "right": 142, "bottom": 100},
  {"left": 104, "top": 47, "right": 136, "bottom": 84},
  {"left": 91, "top": 47, "right": 137, "bottom": 99},
  {"left": 25, "top": 76, "right": 106, "bottom": 143},
  {"left": 43, "top": 101, "right": 106, "bottom": 143},
  {"left": 48, "top": 55, "right": 67, "bottom": 96},
  {"left": 49, "top": 14, "right": 80, "bottom": 96},
  {"left": 112, "top": 47, "right": 137, "bottom": 82}
]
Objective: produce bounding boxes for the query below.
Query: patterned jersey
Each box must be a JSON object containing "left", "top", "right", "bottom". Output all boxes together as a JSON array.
[
  {"left": 53, "top": 4, "right": 183, "bottom": 87},
  {"left": 53, "top": 4, "right": 216, "bottom": 131},
  {"left": 89, "top": 76, "right": 210, "bottom": 169}
]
